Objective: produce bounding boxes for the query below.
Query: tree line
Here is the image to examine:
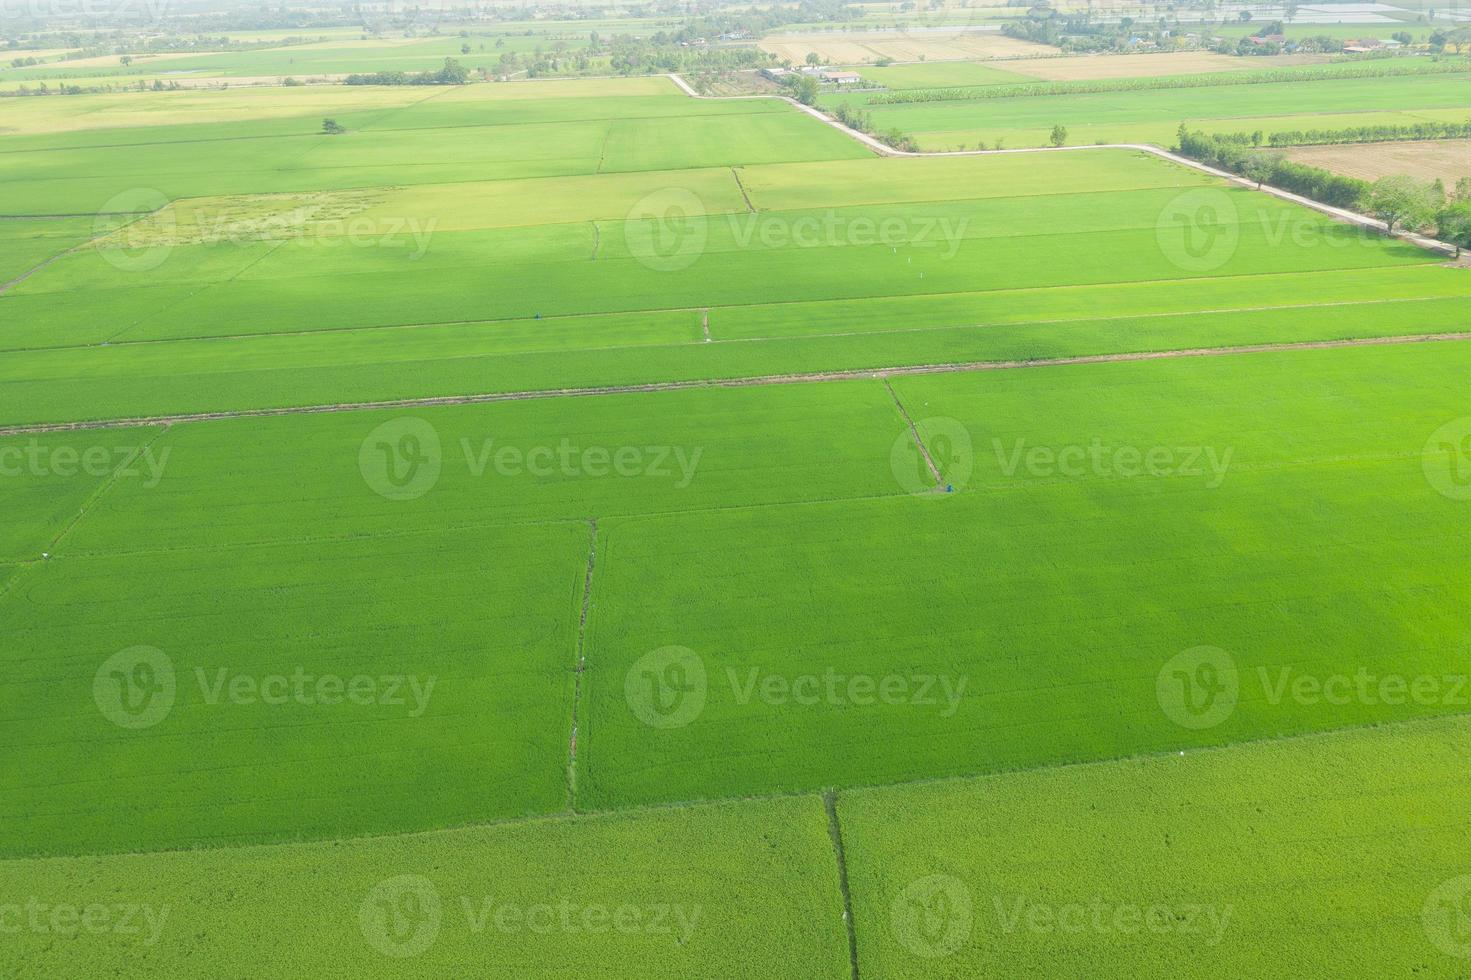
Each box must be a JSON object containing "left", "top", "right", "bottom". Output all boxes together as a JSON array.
[
  {"left": 1261, "top": 120, "right": 1471, "bottom": 147},
  {"left": 1174, "top": 126, "right": 1471, "bottom": 253},
  {"left": 344, "top": 59, "right": 472, "bottom": 86}
]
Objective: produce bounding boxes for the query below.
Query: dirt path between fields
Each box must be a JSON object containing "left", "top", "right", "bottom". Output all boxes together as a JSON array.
[
  {"left": 665, "top": 74, "right": 1460, "bottom": 258},
  {"left": 6, "top": 331, "right": 1469, "bottom": 436}
]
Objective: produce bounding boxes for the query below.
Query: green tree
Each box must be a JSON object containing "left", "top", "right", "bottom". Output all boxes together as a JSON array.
[
  {"left": 793, "top": 73, "right": 819, "bottom": 105},
  {"left": 322, "top": 118, "right": 346, "bottom": 134},
  {"left": 806, "top": 52, "right": 820, "bottom": 66},
  {"left": 1243, "top": 152, "right": 1281, "bottom": 189},
  {"left": 1049, "top": 124, "right": 1068, "bottom": 147},
  {"left": 1437, "top": 198, "right": 1471, "bottom": 256},
  {"left": 1368, "top": 175, "right": 1441, "bottom": 233}
]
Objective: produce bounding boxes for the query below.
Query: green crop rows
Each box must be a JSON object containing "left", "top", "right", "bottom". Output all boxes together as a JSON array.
[{"left": 3, "top": 61, "right": 1470, "bottom": 978}]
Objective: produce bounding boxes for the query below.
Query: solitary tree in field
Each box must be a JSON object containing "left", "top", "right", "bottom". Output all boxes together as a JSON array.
[
  {"left": 1368, "top": 175, "right": 1441, "bottom": 233},
  {"left": 806, "top": 51, "right": 820, "bottom": 65},
  {"left": 1238, "top": 9, "right": 1252, "bottom": 21},
  {"left": 1049, "top": 124, "right": 1068, "bottom": 147},
  {"left": 322, "top": 118, "right": 346, "bottom": 135}
]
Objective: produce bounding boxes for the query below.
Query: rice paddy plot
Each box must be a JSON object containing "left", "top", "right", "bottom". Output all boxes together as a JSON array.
[
  {"left": 843, "top": 715, "right": 1471, "bottom": 977},
  {"left": 0, "top": 795, "right": 848, "bottom": 979},
  {"left": 0, "top": 427, "right": 163, "bottom": 562},
  {"left": 577, "top": 341, "right": 1471, "bottom": 810},
  {"left": 0, "top": 519, "right": 590, "bottom": 856},
  {"left": 55, "top": 382, "right": 907, "bottom": 556}
]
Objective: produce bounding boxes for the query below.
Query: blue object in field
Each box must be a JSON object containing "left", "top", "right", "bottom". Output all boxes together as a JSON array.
[{"left": 945, "top": 484, "right": 954, "bottom": 493}]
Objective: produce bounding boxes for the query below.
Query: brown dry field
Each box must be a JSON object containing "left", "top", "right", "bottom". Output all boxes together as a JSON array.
[
  {"left": 760, "top": 30, "right": 1046, "bottom": 63},
  {"left": 1003, "top": 51, "right": 1329, "bottom": 80},
  {"left": 1285, "top": 140, "right": 1471, "bottom": 185}
]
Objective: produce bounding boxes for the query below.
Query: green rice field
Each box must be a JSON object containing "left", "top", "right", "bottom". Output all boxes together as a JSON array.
[
  {"left": 3, "top": 32, "right": 1471, "bottom": 978},
  {"left": 823, "top": 67, "right": 1471, "bottom": 148}
]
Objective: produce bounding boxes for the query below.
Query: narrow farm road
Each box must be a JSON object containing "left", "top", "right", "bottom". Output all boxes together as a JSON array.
[{"left": 666, "top": 73, "right": 1459, "bottom": 257}]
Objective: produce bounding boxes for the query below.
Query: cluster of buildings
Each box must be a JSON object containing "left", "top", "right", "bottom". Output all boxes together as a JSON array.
[{"left": 760, "top": 65, "right": 863, "bottom": 84}]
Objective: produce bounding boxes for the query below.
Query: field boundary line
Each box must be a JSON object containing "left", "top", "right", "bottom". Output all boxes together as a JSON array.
[
  {"left": 667, "top": 74, "right": 1461, "bottom": 258},
  {"left": 730, "top": 166, "right": 756, "bottom": 212},
  {"left": 824, "top": 790, "right": 862, "bottom": 980},
  {"left": 883, "top": 377, "right": 942, "bottom": 490},
  {"left": 566, "top": 518, "right": 599, "bottom": 812},
  {"left": 11, "top": 712, "right": 1469, "bottom": 866},
  {"left": 0, "top": 248, "right": 78, "bottom": 295},
  {"left": 7, "top": 331, "right": 1469, "bottom": 435}
]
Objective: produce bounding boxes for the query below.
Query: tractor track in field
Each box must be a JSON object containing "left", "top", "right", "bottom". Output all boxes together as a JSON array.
[
  {"left": 567, "top": 518, "right": 599, "bottom": 811},
  {"left": 4, "top": 330, "right": 1470, "bottom": 436},
  {"left": 883, "top": 378, "right": 942, "bottom": 490}
]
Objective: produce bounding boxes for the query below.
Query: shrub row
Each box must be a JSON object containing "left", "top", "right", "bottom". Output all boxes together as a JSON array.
[{"left": 1175, "top": 126, "right": 1370, "bottom": 209}]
